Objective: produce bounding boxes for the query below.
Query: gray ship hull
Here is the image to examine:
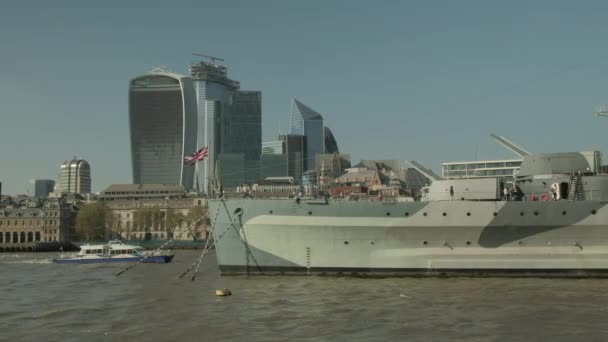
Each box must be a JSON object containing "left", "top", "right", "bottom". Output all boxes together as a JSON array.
[{"left": 210, "top": 199, "right": 608, "bottom": 277}]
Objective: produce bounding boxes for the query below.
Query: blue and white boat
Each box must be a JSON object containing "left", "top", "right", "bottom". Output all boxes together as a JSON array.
[{"left": 53, "top": 240, "right": 174, "bottom": 264}]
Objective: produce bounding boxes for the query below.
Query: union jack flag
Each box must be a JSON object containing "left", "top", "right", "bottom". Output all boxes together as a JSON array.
[{"left": 183, "top": 146, "right": 209, "bottom": 165}]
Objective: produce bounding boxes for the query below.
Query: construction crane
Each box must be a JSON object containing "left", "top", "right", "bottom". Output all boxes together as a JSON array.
[
  {"left": 192, "top": 53, "right": 224, "bottom": 65},
  {"left": 594, "top": 104, "right": 608, "bottom": 118}
]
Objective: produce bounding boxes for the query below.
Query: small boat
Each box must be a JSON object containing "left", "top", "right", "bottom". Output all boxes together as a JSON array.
[{"left": 52, "top": 240, "right": 174, "bottom": 264}]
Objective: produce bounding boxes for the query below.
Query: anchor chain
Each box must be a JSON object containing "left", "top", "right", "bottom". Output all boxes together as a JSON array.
[
  {"left": 220, "top": 200, "right": 263, "bottom": 275},
  {"left": 179, "top": 199, "right": 238, "bottom": 281},
  {"left": 116, "top": 203, "right": 212, "bottom": 277}
]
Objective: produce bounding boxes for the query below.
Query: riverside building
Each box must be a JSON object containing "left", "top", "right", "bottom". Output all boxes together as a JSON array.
[{"left": 98, "top": 184, "right": 208, "bottom": 241}]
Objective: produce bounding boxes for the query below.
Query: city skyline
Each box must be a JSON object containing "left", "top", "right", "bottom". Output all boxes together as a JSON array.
[{"left": 4, "top": 1, "right": 608, "bottom": 194}]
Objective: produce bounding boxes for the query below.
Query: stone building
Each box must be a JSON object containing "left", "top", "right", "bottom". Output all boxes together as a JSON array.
[
  {"left": 99, "top": 184, "right": 208, "bottom": 241},
  {"left": 0, "top": 196, "right": 75, "bottom": 252}
]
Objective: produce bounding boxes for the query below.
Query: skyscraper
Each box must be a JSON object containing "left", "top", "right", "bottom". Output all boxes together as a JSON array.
[
  {"left": 190, "top": 59, "right": 262, "bottom": 192},
  {"left": 28, "top": 179, "right": 55, "bottom": 199},
  {"left": 129, "top": 72, "right": 197, "bottom": 189},
  {"left": 56, "top": 158, "right": 91, "bottom": 194},
  {"left": 224, "top": 90, "right": 262, "bottom": 184},
  {"left": 191, "top": 60, "right": 239, "bottom": 193},
  {"left": 290, "top": 98, "right": 324, "bottom": 171},
  {"left": 282, "top": 133, "right": 306, "bottom": 183},
  {"left": 324, "top": 126, "right": 340, "bottom": 154}
]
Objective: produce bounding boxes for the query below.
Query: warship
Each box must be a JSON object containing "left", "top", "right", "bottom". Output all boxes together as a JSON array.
[{"left": 209, "top": 150, "right": 608, "bottom": 277}]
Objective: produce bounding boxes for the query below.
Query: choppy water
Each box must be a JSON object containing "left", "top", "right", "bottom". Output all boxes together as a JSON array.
[{"left": 1, "top": 251, "right": 608, "bottom": 342}]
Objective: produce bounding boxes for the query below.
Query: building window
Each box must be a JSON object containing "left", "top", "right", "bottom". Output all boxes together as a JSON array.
[
  {"left": 35, "top": 232, "right": 41, "bottom": 242},
  {"left": 20, "top": 232, "right": 26, "bottom": 243},
  {"left": 27, "top": 232, "right": 33, "bottom": 242},
  {"left": 5, "top": 232, "right": 10, "bottom": 243}
]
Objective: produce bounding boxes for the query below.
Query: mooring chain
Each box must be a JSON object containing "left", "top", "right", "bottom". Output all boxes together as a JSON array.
[
  {"left": 179, "top": 207, "right": 238, "bottom": 281},
  {"left": 221, "top": 200, "right": 263, "bottom": 274}
]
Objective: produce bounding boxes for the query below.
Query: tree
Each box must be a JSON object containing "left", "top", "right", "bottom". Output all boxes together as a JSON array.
[
  {"left": 75, "top": 202, "right": 111, "bottom": 241},
  {"left": 185, "top": 205, "right": 207, "bottom": 240},
  {"left": 164, "top": 208, "right": 180, "bottom": 239}
]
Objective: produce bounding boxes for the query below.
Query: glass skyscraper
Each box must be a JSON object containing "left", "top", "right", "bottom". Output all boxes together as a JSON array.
[
  {"left": 226, "top": 91, "right": 261, "bottom": 184},
  {"left": 28, "top": 179, "right": 55, "bottom": 199},
  {"left": 190, "top": 60, "right": 261, "bottom": 192},
  {"left": 190, "top": 61, "right": 238, "bottom": 193},
  {"left": 290, "top": 99, "right": 325, "bottom": 171},
  {"left": 129, "top": 72, "right": 197, "bottom": 189}
]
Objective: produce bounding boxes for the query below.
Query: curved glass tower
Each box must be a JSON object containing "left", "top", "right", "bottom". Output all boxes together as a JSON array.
[
  {"left": 129, "top": 73, "right": 197, "bottom": 189},
  {"left": 290, "top": 98, "right": 324, "bottom": 171}
]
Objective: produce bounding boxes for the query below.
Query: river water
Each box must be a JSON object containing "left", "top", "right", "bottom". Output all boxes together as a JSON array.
[{"left": 1, "top": 251, "right": 607, "bottom": 342}]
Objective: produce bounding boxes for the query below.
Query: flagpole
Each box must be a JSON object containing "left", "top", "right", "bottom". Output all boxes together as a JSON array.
[{"left": 195, "top": 159, "right": 200, "bottom": 193}]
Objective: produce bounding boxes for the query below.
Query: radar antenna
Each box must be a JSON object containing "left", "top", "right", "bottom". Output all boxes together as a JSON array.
[
  {"left": 192, "top": 53, "right": 225, "bottom": 65},
  {"left": 594, "top": 104, "right": 608, "bottom": 117}
]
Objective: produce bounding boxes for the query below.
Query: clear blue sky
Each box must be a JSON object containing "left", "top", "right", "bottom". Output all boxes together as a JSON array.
[{"left": 2, "top": 0, "right": 608, "bottom": 194}]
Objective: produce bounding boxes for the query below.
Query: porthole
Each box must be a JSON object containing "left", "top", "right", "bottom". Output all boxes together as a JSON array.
[
  {"left": 466, "top": 212, "right": 471, "bottom": 216},
  {"left": 344, "top": 241, "right": 349, "bottom": 245},
  {"left": 308, "top": 211, "right": 312, "bottom": 215},
  {"left": 423, "top": 241, "right": 428, "bottom": 245},
  {"left": 442, "top": 212, "right": 447, "bottom": 217},
  {"left": 423, "top": 212, "right": 428, "bottom": 217},
  {"left": 520, "top": 212, "right": 524, "bottom": 216},
  {"left": 405, "top": 212, "right": 409, "bottom": 217},
  {"left": 370, "top": 241, "right": 375, "bottom": 245},
  {"left": 562, "top": 211, "right": 567, "bottom": 215},
  {"left": 493, "top": 212, "right": 498, "bottom": 216},
  {"left": 466, "top": 241, "right": 471, "bottom": 245},
  {"left": 269, "top": 210, "right": 273, "bottom": 214},
  {"left": 386, "top": 212, "right": 391, "bottom": 216},
  {"left": 592, "top": 210, "right": 597, "bottom": 215},
  {"left": 534, "top": 211, "right": 539, "bottom": 216}
]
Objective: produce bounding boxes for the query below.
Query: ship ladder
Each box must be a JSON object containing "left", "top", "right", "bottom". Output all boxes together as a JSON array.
[{"left": 568, "top": 173, "right": 585, "bottom": 201}]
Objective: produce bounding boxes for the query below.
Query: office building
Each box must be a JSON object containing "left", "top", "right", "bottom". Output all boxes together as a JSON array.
[
  {"left": 190, "top": 60, "right": 239, "bottom": 192},
  {"left": 28, "top": 179, "right": 55, "bottom": 199},
  {"left": 281, "top": 134, "right": 305, "bottom": 183},
  {"left": 56, "top": 158, "right": 91, "bottom": 194},
  {"left": 190, "top": 60, "right": 262, "bottom": 192},
  {"left": 260, "top": 154, "right": 289, "bottom": 180},
  {"left": 324, "top": 126, "right": 339, "bottom": 154},
  {"left": 290, "top": 99, "right": 324, "bottom": 171},
  {"left": 262, "top": 140, "right": 284, "bottom": 155},
  {"left": 217, "top": 153, "right": 245, "bottom": 188},
  {"left": 225, "top": 91, "right": 262, "bottom": 184},
  {"left": 129, "top": 72, "right": 197, "bottom": 188}
]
